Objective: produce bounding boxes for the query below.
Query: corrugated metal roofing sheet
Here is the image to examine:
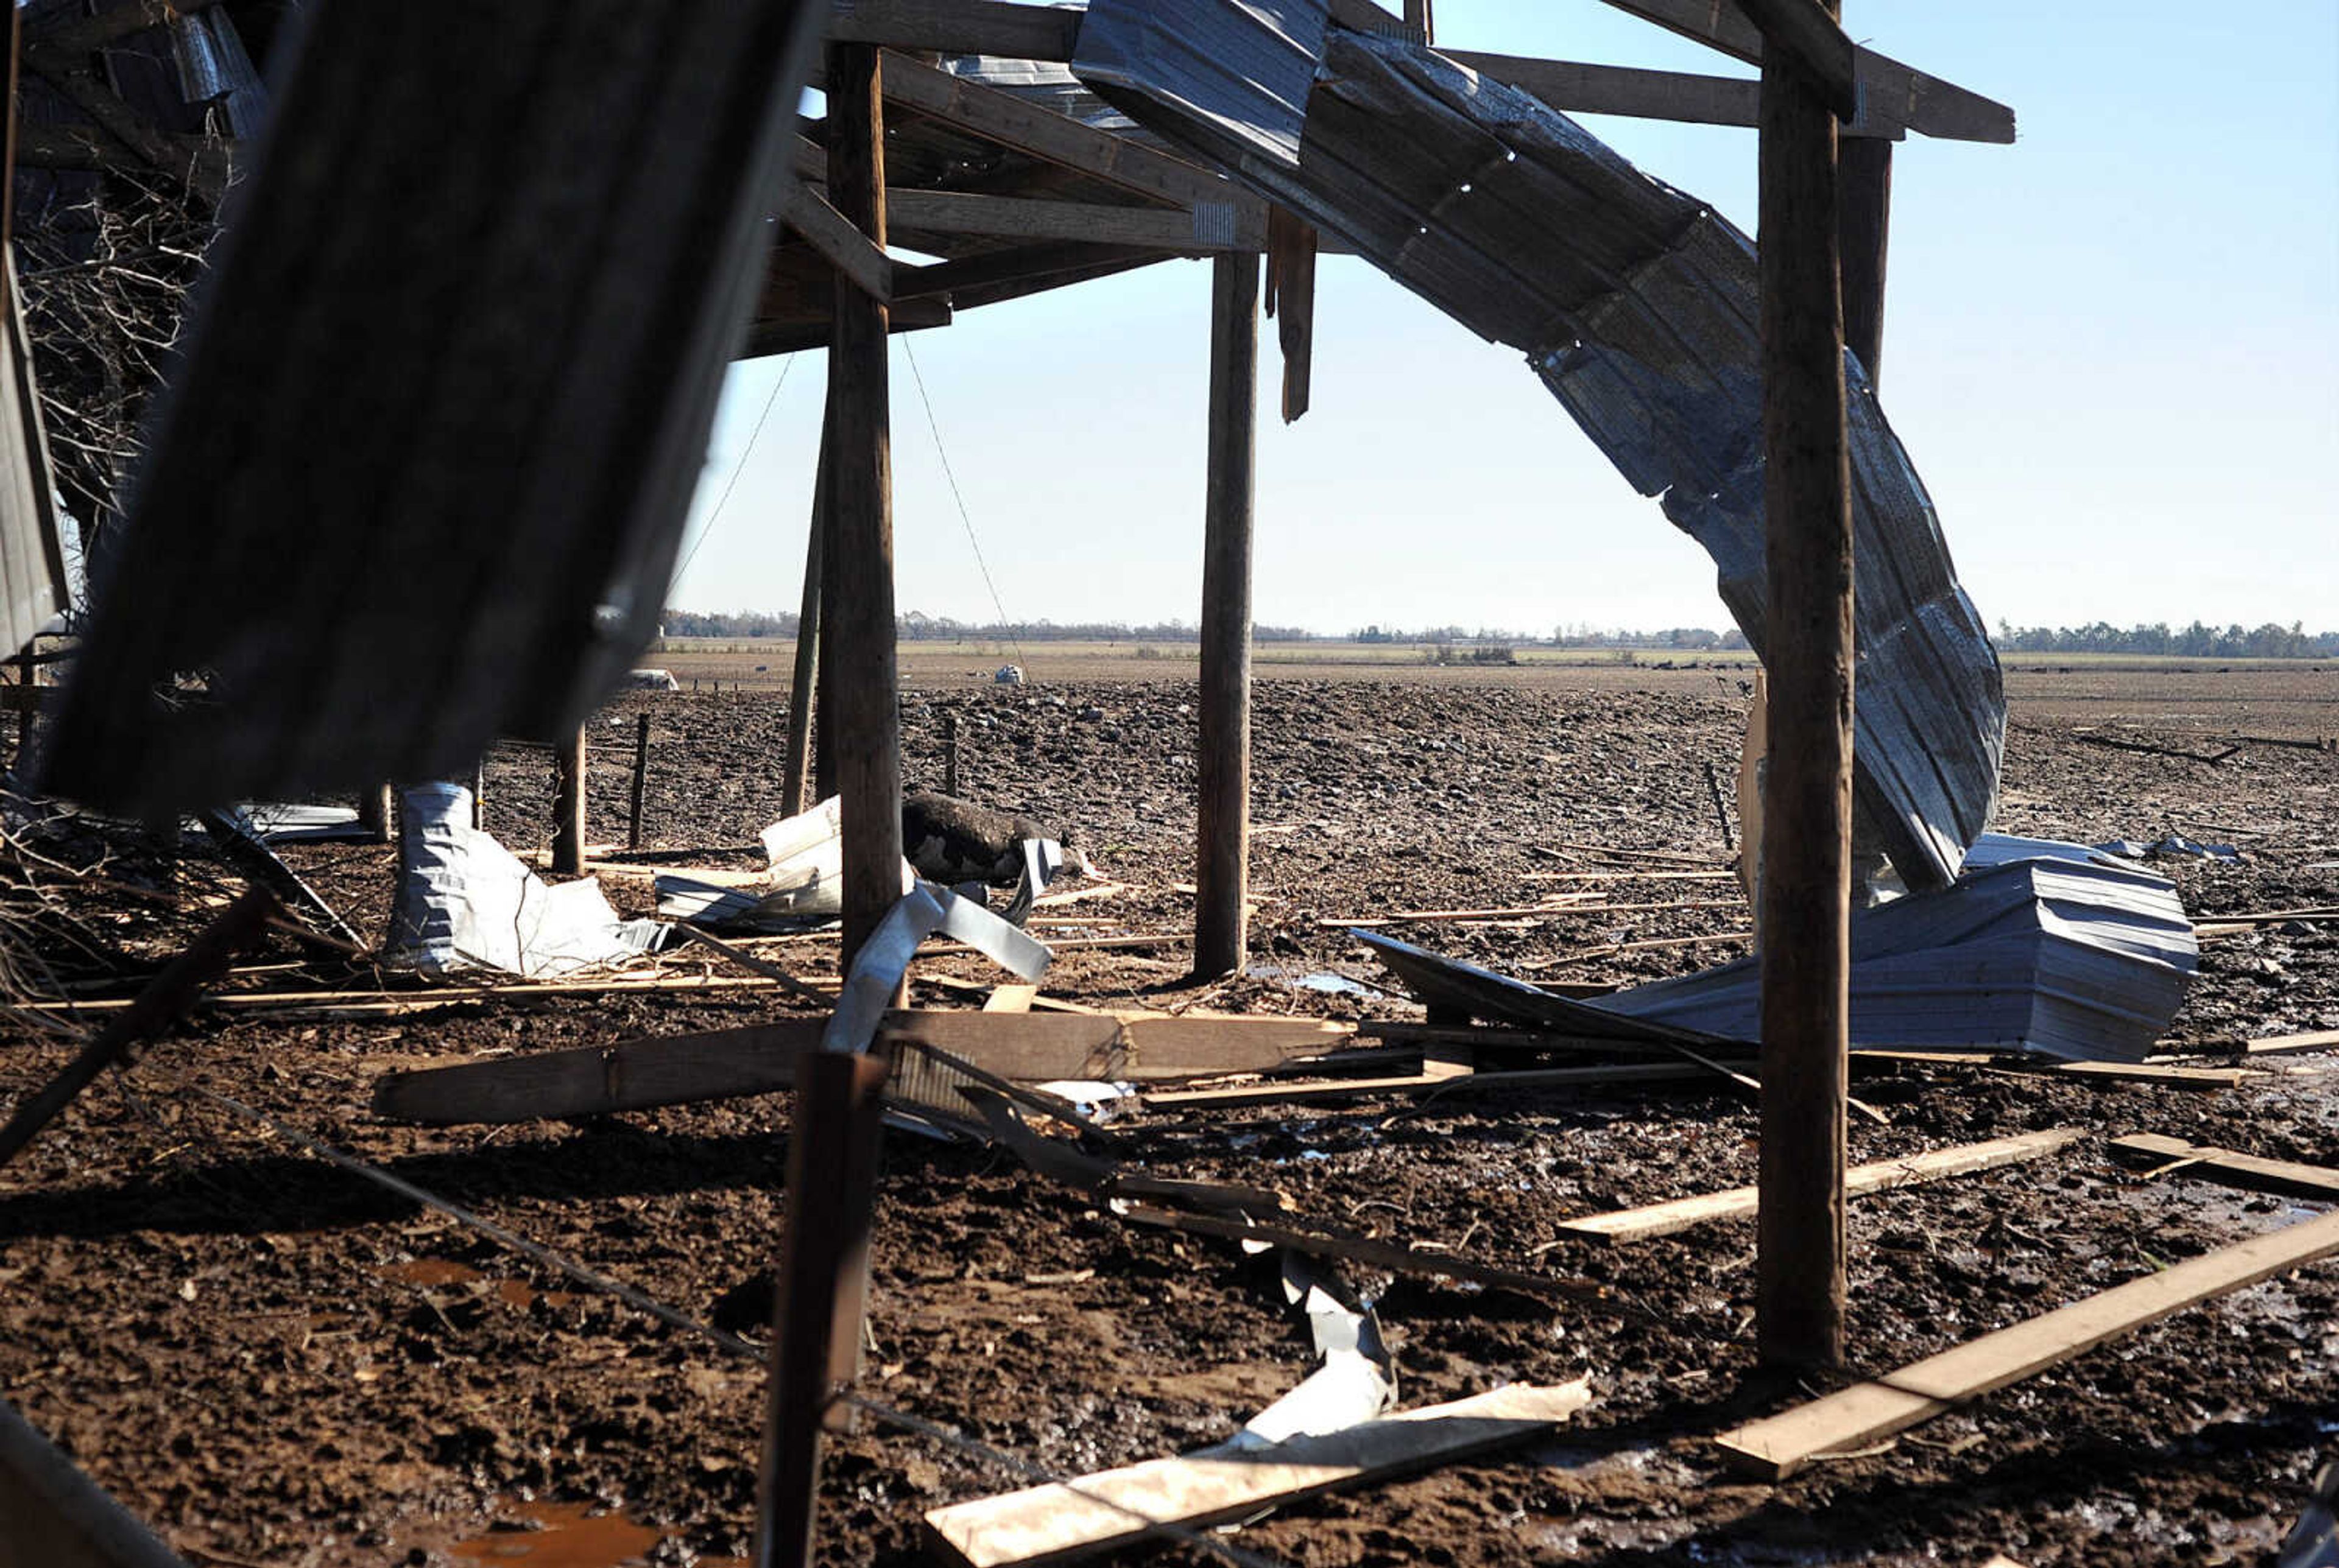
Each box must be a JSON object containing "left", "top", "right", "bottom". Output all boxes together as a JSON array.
[
  {"left": 1076, "top": 6, "right": 2006, "bottom": 889},
  {"left": 40, "top": 0, "right": 826, "bottom": 814},
  {"left": 1074, "top": 0, "right": 1327, "bottom": 174}
]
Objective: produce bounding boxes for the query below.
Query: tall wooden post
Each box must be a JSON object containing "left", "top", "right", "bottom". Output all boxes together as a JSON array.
[
  {"left": 1194, "top": 253, "right": 1258, "bottom": 979},
  {"left": 356, "top": 782, "right": 393, "bottom": 843},
  {"left": 824, "top": 41, "right": 903, "bottom": 969},
  {"left": 1754, "top": 0, "right": 1854, "bottom": 1372},
  {"left": 1838, "top": 136, "right": 1892, "bottom": 389},
  {"left": 754, "top": 1050, "right": 889, "bottom": 1568},
  {"left": 627, "top": 712, "right": 652, "bottom": 851},
  {"left": 781, "top": 407, "right": 830, "bottom": 820},
  {"left": 551, "top": 728, "right": 587, "bottom": 875}
]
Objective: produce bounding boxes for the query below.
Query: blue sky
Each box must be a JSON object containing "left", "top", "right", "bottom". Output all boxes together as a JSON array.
[{"left": 669, "top": 1, "right": 2339, "bottom": 637}]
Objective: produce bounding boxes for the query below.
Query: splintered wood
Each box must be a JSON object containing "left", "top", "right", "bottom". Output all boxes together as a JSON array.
[{"left": 923, "top": 1381, "right": 1593, "bottom": 1567}]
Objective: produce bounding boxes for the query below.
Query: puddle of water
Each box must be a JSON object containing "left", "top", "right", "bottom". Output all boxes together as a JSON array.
[{"left": 451, "top": 1503, "right": 660, "bottom": 1566}]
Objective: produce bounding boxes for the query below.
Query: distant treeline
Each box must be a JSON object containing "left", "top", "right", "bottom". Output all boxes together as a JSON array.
[
  {"left": 658, "top": 609, "right": 2337, "bottom": 660},
  {"left": 1995, "top": 621, "right": 2337, "bottom": 659},
  {"left": 660, "top": 609, "right": 1318, "bottom": 641}
]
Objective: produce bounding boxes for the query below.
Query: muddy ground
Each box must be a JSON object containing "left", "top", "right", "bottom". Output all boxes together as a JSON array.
[{"left": 1, "top": 661, "right": 2335, "bottom": 1567}]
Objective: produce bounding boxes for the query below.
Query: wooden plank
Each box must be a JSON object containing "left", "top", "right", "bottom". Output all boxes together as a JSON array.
[
  {"left": 2240, "top": 1029, "right": 2339, "bottom": 1057},
  {"left": 2109, "top": 1133, "right": 2339, "bottom": 1199},
  {"left": 1140, "top": 1061, "right": 1712, "bottom": 1111},
  {"left": 1358, "top": 1022, "right": 1679, "bottom": 1055},
  {"left": 1837, "top": 135, "right": 1892, "bottom": 385},
  {"left": 1753, "top": 0, "right": 1852, "bottom": 1373},
  {"left": 884, "top": 189, "right": 1262, "bottom": 251},
  {"left": 371, "top": 1011, "right": 1360, "bottom": 1123},
  {"left": 870, "top": 51, "right": 1258, "bottom": 216},
  {"left": 827, "top": 0, "right": 1082, "bottom": 60},
  {"left": 1194, "top": 251, "right": 1257, "bottom": 979},
  {"left": 983, "top": 984, "right": 1038, "bottom": 1013},
  {"left": 1715, "top": 1208, "right": 2339, "bottom": 1480},
  {"left": 1560, "top": 1129, "right": 2084, "bottom": 1243},
  {"left": 925, "top": 1381, "right": 1592, "bottom": 1568},
  {"left": 780, "top": 180, "right": 895, "bottom": 301},
  {"left": 1586, "top": 0, "right": 2016, "bottom": 142},
  {"left": 1324, "top": 898, "right": 1733, "bottom": 928},
  {"left": 2039, "top": 1061, "right": 2253, "bottom": 1090},
  {"left": 0, "top": 1395, "right": 189, "bottom": 1568},
  {"left": 551, "top": 728, "right": 587, "bottom": 876},
  {"left": 886, "top": 1011, "right": 1354, "bottom": 1079}
]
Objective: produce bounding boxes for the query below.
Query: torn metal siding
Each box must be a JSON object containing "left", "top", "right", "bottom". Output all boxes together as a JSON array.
[
  {"left": 1073, "top": 0, "right": 1327, "bottom": 175},
  {"left": 1075, "top": 10, "right": 2005, "bottom": 888},
  {"left": 0, "top": 259, "right": 70, "bottom": 660},
  {"left": 40, "top": 0, "right": 827, "bottom": 814},
  {"left": 1598, "top": 857, "right": 2197, "bottom": 1063}
]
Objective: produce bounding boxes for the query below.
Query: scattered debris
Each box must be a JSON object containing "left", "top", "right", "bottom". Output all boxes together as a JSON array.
[{"left": 385, "top": 782, "right": 667, "bottom": 978}]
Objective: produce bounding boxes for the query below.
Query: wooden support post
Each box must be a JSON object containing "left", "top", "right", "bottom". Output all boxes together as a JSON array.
[
  {"left": 551, "top": 727, "right": 587, "bottom": 876},
  {"left": 627, "top": 712, "right": 651, "bottom": 851},
  {"left": 755, "top": 1049, "right": 889, "bottom": 1568},
  {"left": 356, "top": 782, "right": 393, "bottom": 843},
  {"left": 1193, "top": 252, "right": 1258, "bottom": 979},
  {"left": 824, "top": 41, "right": 903, "bottom": 971},
  {"left": 1754, "top": 0, "right": 1854, "bottom": 1373},
  {"left": 1837, "top": 135, "right": 1892, "bottom": 388},
  {"left": 944, "top": 711, "right": 961, "bottom": 797},
  {"left": 0, "top": 886, "right": 274, "bottom": 1171},
  {"left": 781, "top": 407, "right": 830, "bottom": 821}
]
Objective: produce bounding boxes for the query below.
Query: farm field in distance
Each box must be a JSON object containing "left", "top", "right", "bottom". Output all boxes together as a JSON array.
[{"left": 0, "top": 655, "right": 2332, "bottom": 1566}]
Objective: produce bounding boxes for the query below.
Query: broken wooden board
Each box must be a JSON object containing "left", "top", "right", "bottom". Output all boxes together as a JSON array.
[
  {"left": 373, "top": 1011, "right": 1360, "bottom": 1123},
  {"left": 2028, "top": 1060, "right": 2254, "bottom": 1090},
  {"left": 1715, "top": 1207, "right": 2339, "bottom": 1480},
  {"left": 2109, "top": 1134, "right": 2339, "bottom": 1199},
  {"left": 924, "top": 1380, "right": 1592, "bottom": 1567},
  {"left": 877, "top": 1011, "right": 1354, "bottom": 1081},
  {"left": 1558, "top": 1129, "right": 2084, "bottom": 1243}
]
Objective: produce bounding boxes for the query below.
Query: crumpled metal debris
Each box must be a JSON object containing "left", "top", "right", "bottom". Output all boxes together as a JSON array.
[
  {"left": 822, "top": 881, "right": 1051, "bottom": 1053},
  {"left": 386, "top": 782, "right": 667, "bottom": 979}
]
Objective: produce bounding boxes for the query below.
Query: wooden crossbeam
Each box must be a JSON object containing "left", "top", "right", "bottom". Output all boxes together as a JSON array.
[
  {"left": 1558, "top": 1129, "right": 2083, "bottom": 1243},
  {"left": 867, "top": 51, "right": 1261, "bottom": 216},
  {"left": 886, "top": 188, "right": 1266, "bottom": 251},
  {"left": 1716, "top": 1207, "right": 2339, "bottom": 1478},
  {"left": 780, "top": 181, "right": 895, "bottom": 301},
  {"left": 827, "top": 0, "right": 1082, "bottom": 60},
  {"left": 1591, "top": 0, "right": 2014, "bottom": 142},
  {"left": 1734, "top": 0, "right": 1857, "bottom": 121}
]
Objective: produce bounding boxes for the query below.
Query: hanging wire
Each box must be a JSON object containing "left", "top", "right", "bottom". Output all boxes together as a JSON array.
[
  {"left": 901, "top": 337, "right": 1025, "bottom": 664},
  {"left": 672, "top": 354, "right": 796, "bottom": 587}
]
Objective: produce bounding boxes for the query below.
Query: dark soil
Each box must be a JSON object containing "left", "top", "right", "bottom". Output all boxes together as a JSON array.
[{"left": 1, "top": 668, "right": 2334, "bottom": 1567}]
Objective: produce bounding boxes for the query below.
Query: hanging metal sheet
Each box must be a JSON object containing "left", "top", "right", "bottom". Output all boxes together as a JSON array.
[
  {"left": 41, "top": 0, "right": 826, "bottom": 814},
  {"left": 1075, "top": 6, "right": 2006, "bottom": 888}
]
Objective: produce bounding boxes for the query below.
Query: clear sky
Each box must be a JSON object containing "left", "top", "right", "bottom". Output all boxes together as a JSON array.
[{"left": 667, "top": 1, "right": 2339, "bottom": 639}]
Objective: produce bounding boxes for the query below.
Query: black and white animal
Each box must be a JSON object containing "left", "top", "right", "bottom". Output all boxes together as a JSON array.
[{"left": 901, "top": 790, "right": 1091, "bottom": 887}]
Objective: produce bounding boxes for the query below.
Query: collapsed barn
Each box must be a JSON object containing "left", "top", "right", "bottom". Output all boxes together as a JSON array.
[{"left": 0, "top": 2, "right": 2335, "bottom": 1566}]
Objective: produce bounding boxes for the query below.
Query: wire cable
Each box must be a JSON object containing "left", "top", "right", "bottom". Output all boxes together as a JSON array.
[
  {"left": 672, "top": 354, "right": 796, "bottom": 588},
  {"left": 901, "top": 337, "right": 1025, "bottom": 664}
]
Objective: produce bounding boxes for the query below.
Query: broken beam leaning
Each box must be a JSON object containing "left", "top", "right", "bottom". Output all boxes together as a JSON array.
[
  {"left": 924, "top": 1382, "right": 1592, "bottom": 1568},
  {"left": 0, "top": 1394, "right": 189, "bottom": 1568},
  {"left": 1559, "top": 1129, "right": 2083, "bottom": 1243},
  {"left": 1715, "top": 1206, "right": 2339, "bottom": 1480},
  {"left": 2109, "top": 1133, "right": 2339, "bottom": 1199}
]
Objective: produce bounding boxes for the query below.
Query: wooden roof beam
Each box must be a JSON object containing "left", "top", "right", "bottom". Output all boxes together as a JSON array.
[
  {"left": 826, "top": 0, "right": 1082, "bottom": 60},
  {"left": 1591, "top": 0, "right": 2014, "bottom": 142}
]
